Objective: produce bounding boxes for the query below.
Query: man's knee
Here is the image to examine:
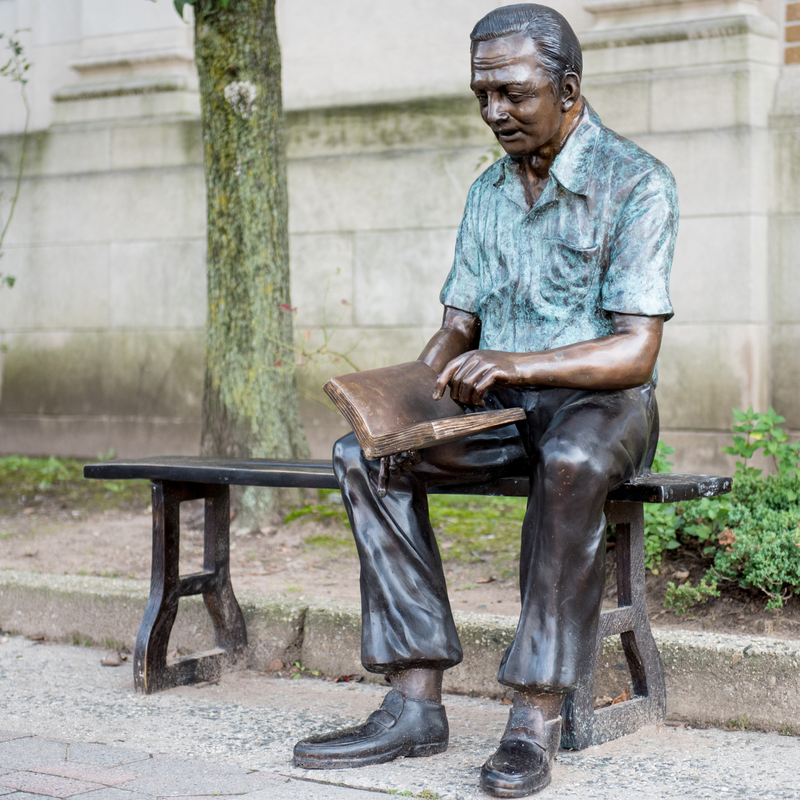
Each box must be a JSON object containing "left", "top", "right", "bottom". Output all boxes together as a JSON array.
[
  {"left": 332, "top": 433, "right": 365, "bottom": 480},
  {"left": 539, "top": 438, "right": 608, "bottom": 492}
]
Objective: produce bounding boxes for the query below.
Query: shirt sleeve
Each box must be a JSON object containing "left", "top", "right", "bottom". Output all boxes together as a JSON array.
[
  {"left": 439, "top": 179, "right": 484, "bottom": 314},
  {"left": 601, "top": 162, "right": 678, "bottom": 321}
]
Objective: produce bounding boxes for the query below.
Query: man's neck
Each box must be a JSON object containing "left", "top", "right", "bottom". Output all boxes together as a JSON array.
[{"left": 520, "top": 97, "right": 584, "bottom": 185}]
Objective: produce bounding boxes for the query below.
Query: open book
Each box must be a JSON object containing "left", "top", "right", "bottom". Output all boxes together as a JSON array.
[{"left": 323, "top": 361, "right": 526, "bottom": 460}]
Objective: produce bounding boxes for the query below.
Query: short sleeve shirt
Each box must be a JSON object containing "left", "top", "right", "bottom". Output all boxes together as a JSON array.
[{"left": 440, "top": 102, "right": 677, "bottom": 355}]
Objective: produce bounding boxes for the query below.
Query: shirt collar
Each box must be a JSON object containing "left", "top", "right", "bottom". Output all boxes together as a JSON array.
[
  {"left": 493, "top": 100, "right": 601, "bottom": 204},
  {"left": 549, "top": 100, "right": 601, "bottom": 196}
]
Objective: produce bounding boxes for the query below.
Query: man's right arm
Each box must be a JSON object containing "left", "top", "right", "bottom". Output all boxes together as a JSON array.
[{"left": 418, "top": 306, "right": 480, "bottom": 375}]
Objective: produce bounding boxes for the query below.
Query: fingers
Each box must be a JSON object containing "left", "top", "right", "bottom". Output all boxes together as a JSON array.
[
  {"left": 449, "top": 356, "right": 496, "bottom": 406},
  {"left": 433, "top": 353, "right": 471, "bottom": 399}
]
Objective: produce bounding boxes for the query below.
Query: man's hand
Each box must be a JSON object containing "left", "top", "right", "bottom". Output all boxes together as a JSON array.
[{"left": 433, "top": 350, "right": 516, "bottom": 406}]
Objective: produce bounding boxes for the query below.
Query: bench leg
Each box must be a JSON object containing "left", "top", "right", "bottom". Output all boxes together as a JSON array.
[
  {"left": 202, "top": 484, "right": 248, "bottom": 652},
  {"left": 560, "top": 501, "right": 666, "bottom": 749},
  {"left": 133, "top": 481, "right": 247, "bottom": 694}
]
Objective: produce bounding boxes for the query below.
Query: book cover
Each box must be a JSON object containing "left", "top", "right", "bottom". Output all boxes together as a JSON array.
[{"left": 324, "top": 361, "right": 525, "bottom": 459}]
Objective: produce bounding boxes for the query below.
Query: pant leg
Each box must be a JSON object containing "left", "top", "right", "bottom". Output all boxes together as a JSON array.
[
  {"left": 333, "top": 423, "right": 525, "bottom": 674},
  {"left": 497, "top": 382, "right": 657, "bottom": 692}
]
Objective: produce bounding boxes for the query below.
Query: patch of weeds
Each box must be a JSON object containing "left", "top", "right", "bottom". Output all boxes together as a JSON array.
[
  {"left": 0, "top": 455, "right": 149, "bottom": 515},
  {"left": 284, "top": 583, "right": 302, "bottom": 592},
  {"left": 663, "top": 577, "right": 721, "bottom": 615},
  {"left": 726, "top": 714, "right": 753, "bottom": 731},
  {"left": 285, "top": 488, "right": 350, "bottom": 526},
  {"left": 419, "top": 791, "right": 442, "bottom": 800},
  {"left": 286, "top": 490, "right": 527, "bottom": 572},
  {"left": 304, "top": 531, "right": 356, "bottom": 554},
  {"left": 290, "top": 661, "right": 321, "bottom": 679},
  {"left": 429, "top": 494, "right": 526, "bottom": 565}
]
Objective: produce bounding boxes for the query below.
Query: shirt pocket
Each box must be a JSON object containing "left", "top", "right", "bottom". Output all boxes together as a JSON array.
[{"left": 539, "top": 239, "right": 600, "bottom": 306}]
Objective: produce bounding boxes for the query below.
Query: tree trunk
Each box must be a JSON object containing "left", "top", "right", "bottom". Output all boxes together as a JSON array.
[{"left": 194, "top": 0, "right": 309, "bottom": 526}]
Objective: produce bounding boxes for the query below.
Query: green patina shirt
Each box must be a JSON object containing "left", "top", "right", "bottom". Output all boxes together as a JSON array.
[{"left": 440, "top": 102, "right": 677, "bottom": 356}]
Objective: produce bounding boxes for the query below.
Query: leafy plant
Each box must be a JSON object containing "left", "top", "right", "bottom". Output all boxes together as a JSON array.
[
  {"left": 649, "top": 439, "right": 675, "bottom": 474},
  {"left": 722, "top": 406, "right": 800, "bottom": 478},
  {"left": 643, "top": 502, "right": 682, "bottom": 570},
  {"left": 663, "top": 576, "right": 720, "bottom": 615},
  {"left": 642, "top": 441, "right": 680, "bottom": 570}
]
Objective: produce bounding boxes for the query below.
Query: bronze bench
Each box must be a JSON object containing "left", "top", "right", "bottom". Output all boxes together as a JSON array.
[{"left": 84, "top": 457, "right": 731, "bottom": 750}]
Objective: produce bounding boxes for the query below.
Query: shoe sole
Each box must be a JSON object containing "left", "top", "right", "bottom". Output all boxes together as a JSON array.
[
  {"left": 293, "top": 739, "right": 448, "bottom": 770},
  {"left": 480, "top": 771, "right": 551, "bottom": 798}
]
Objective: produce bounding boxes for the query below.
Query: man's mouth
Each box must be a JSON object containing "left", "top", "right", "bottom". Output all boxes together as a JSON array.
[{"left": 495, "top": 129, "right": 521, "bottom": 139}]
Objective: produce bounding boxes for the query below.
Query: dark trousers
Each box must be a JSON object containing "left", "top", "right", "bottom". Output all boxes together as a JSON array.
[{"left": 333, "top": 382, "right": 658, "bottom": 692}]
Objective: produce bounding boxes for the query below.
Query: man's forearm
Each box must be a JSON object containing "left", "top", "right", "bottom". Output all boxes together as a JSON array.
[{"left": 501, "top": 320, "right": 662, "bottom": 391}]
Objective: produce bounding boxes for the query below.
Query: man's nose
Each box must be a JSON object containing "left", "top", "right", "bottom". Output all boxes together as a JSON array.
[{"left": 485, "top": 94, "right": 509, "bottom": 125}]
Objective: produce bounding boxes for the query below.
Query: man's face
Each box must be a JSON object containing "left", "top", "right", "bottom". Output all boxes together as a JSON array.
[{"left": 470, "top": 33, "right": 566, "bottom": 157}]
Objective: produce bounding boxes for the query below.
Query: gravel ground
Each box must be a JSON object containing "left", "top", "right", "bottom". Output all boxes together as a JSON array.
[{"left": 0, "top": 635, "right": 798, "bottom": 800}]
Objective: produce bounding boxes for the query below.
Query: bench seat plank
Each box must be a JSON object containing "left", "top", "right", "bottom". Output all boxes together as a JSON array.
[
  {"left": 85, "top": 457, "right": 340, "bottom": 490},
  {"left": 84, "top": 456, "right": 731, "bottom": 503}
]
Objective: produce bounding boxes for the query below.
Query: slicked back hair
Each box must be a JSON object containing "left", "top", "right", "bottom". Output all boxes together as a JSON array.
[{"left": 470, "top": 4, "right": 582, "bottom": 96}]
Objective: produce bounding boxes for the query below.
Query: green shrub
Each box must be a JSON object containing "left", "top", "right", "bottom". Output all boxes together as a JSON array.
[
  {"left": 663, "top": 576, "right": 720, "bottom": 615},
  {"left": 647, "top": 409, "right": 800, "bottom": 611},
  {"left": 710, "top": 474, "right": 800, "bottom": 609}
]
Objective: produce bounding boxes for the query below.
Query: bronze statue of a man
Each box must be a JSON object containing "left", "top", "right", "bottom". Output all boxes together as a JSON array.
[{"left": 294, "top": 4, "right": 677, "bottom": 797}]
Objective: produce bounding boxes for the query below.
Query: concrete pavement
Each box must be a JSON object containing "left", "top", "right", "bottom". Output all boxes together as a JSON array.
[{"left": 0, "top": 634, "right": 798, "bottom": 800}]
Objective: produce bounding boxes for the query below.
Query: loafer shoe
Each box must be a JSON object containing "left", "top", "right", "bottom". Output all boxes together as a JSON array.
[
  {"left": 293, "top": 689, "right": 448, "bottom": 769},
  {"left": 480, "top": 706, "right": 562, "bottom": 798}
]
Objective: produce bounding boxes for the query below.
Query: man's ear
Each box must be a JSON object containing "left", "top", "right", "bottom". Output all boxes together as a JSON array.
[{"left": 561, "top": 72, "right": 581, "bottom": 111}]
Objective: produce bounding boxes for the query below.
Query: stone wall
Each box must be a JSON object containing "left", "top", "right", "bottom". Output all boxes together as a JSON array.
[{"left": 0, "top": 0, "right": 795, "bottom": 473}]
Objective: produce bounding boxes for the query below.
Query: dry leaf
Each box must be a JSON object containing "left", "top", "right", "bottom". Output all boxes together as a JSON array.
[{"left": 611, "top": 685, "right": 630, "bottom": 705}]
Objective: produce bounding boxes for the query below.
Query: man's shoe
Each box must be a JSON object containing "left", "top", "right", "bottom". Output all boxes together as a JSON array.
[
  {"left": 292, "top": 689, "right": 448, "bottom": 769},
  {"left": 480, "top": 705, "right": 562, "bottom": 798}
]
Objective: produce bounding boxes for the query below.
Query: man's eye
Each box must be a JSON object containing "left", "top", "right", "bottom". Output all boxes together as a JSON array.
[
  {"left": 507, "top": 93, "right": 525, "bottom": 103},
  {"left": 475, "top": 94, "right": 488, "bottom": 106}
]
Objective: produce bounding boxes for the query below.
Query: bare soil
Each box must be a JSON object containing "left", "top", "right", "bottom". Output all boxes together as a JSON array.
[{"left": 2, "top": 501, "right": 799, "bottom": 641}]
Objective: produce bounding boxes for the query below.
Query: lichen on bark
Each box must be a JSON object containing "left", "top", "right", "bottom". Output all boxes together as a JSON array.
[{"left": 194, "top": 0, "right": 309, "bottom": 525}]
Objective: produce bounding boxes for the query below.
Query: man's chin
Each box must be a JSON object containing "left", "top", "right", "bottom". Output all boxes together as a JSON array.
[{"left": 496, "top": 141, "right": 528, "bottom": 157}]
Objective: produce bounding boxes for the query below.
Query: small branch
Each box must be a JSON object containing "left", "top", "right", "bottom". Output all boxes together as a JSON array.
[{"left": 0, "top": 31, "right": 31, "bottom": 264}]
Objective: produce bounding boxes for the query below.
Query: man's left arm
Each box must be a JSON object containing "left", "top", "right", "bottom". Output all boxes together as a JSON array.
[{"left": 433, "top": 312, "right": 663, "bottom": 406}]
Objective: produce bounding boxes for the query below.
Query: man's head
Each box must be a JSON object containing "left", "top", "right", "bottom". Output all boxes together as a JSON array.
[{"left": 470, "top": 4, "right": 583, "bottom": 157}]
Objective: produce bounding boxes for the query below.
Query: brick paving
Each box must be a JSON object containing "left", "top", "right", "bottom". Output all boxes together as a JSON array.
[{"left": 0, "top": 732, "right": 387, "bottom": 799}]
